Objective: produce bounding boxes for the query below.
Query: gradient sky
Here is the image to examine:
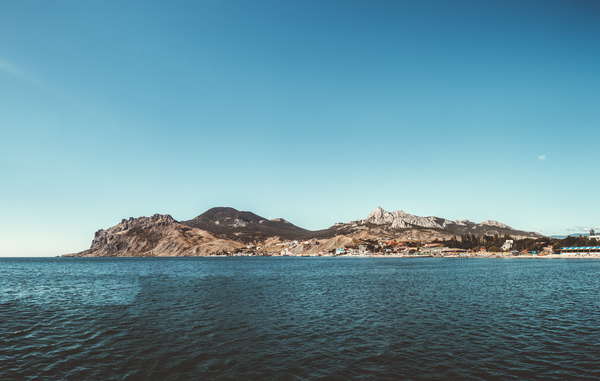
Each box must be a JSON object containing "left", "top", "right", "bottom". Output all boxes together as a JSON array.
[{"left": 1, "top": 0, "right": 599, "bottom": 256}]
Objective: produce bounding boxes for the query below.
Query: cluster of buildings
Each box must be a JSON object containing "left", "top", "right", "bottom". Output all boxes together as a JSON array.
[
  {"left": 224, "top": 230, "right": 600, "bottom": 257},
  {"left": 558, "top": 229, "right": 600, "bottom": 255},
  {"left": 560, "top": 246, "right": 600, "bottom": 254}
]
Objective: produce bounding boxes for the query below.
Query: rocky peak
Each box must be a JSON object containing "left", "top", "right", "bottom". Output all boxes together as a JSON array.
[
  {"left": 479, "top": 220, "right": 513, "bottom": 230},
  {"left": 91, "top": 214, "right": 176, "bottom": 249},
  {"left": 359, "top": 207, "right": 521, "bottom": 234},
  {"left": 180, "top": 207, "right": 311, "bottom": 242},
  {"left": 365, "top": 206, "right": 394, "bottom": 225},
  {"left": 365, "top": 207, "right": 447, "bottom": 229}
]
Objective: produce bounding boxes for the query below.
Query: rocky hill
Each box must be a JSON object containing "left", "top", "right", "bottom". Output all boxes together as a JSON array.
[
  {"left": 180, "top": 207, "right": 312, "bottom": 243},
  {"left": 182, "top": 206, "right": 542, "bottom": 246},
  {"left": 63, "top": 214, "right": 245, "bottom": 257},
  {"left": 328, "top": 206, "right": 542, "bottom": 241}
]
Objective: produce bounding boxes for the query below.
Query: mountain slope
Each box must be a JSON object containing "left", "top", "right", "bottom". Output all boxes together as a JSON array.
[
  {"left": 182, "top": 206, "right": 542, "bottom": 243},
  {"left": 180, "top": 207, "right": 312, "bottom": 243},
  {"left": 64, "top": 214, "right": 245, "bottom": 257},
  {"left": 329, "top": 206, "right": 542, "bottom": 240}
]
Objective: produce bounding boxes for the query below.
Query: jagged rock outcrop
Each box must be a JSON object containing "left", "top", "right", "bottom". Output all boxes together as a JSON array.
[
  {"left": 362, "top": 206, "right": 519, "bottom": 231},
  {"left": 365, "top": 206, "right": 447, "bottom": 229},
  {"left": 330, "top": 206, "right": 541, "bottom": 240},
  {"left": 64, "top": 214, "right": 245, "bottom": 257},
  {"left": 479, "top": 220, "right": 512, "bottom": 229}
]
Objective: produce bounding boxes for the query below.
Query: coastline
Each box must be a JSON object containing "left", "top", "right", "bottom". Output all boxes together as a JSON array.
[
  {"left": 61, "top": 252, "right": 600, "bottom": 259},
  {"left": 199, "top": 252, "right": 600, "bottom": 259}
]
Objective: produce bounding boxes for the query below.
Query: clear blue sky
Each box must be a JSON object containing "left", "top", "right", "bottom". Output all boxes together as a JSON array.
[{"left": 1, "top": 0, "right": 599, "bottom": 256}]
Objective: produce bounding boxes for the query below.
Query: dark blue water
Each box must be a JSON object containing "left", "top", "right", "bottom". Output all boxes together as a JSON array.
[{"left": 2, "top": 257, "right": 600, "bottom": 380}]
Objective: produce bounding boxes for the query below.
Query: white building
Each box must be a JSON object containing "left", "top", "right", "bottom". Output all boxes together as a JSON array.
[
  {"left": 501, "top": 240, "right": 514, "bottom": 251},
  {"left": 591, "top": 229, "right": 600, "bottom": 241}
]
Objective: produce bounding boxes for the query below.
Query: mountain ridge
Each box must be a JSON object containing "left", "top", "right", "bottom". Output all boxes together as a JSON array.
[
  {"left": 363, "top": 206, "right": 514, "bottom": 231},
  {"left": 180, "top": 207, "right": 312, "bottom": 243},
  {"left": 64, "top": 206, "right": 543, "bottom": 257}
]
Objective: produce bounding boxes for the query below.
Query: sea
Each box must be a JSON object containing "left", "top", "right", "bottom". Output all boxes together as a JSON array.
[{"left": 2, "top": 257, "right": 600, "bottom": 380}]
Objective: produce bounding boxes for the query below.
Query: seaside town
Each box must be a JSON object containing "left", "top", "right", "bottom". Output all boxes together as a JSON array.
[{"left": 218, "top": 230, "right": 600, "bottom": 258}]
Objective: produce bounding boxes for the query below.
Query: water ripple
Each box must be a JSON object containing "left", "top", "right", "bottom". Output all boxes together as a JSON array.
[{"left": 2, "top": 257, "right": 600, "bottom": 380}]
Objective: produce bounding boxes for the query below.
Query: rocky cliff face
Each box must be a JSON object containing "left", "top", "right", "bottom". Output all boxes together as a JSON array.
[
  {"left": 363, "top": 206, "right": 515, "bottom": 231},
  {"left": 478, "top": 220, "right": 511, "bottom": 229},
  {"left": 89, "top": 214, "right": 176, "bottom": 251},
  {"left": 330, "top": 206, "right": 541, "bottom": 240},
  {"left": 65, "top": 214, "right": 245, "bottom": 257},
  {"left": 365, "top": 206, "right": 448, "bottom": 229}
]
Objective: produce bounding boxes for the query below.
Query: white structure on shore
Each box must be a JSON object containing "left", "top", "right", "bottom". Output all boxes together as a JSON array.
[
  {"left": 501, "top": 240, "right": 514, "bottom": 251},
  {"left": 591, "top": 229, "right": 600, "bottom": 241}
]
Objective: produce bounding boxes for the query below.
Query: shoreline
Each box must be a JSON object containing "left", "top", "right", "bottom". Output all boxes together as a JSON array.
[{"left": 57, "top": 253, "right": 600, "bottom": 259}]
